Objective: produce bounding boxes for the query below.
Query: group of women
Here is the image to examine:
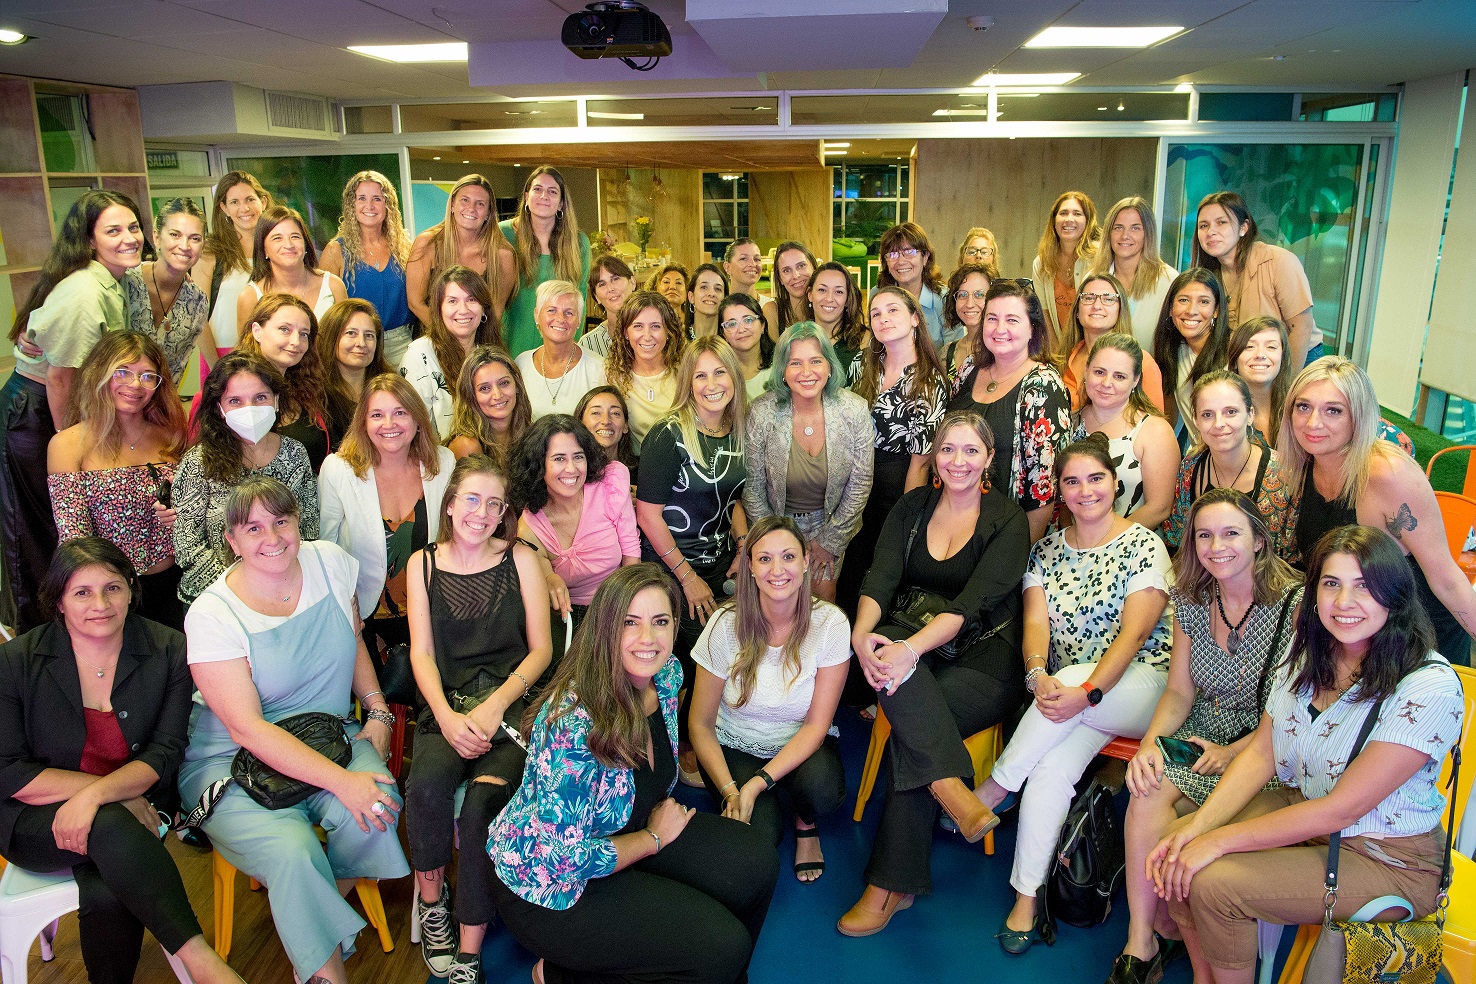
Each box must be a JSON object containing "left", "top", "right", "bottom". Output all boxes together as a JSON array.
[{"left": 0, "top": 169, "right": 1471, "bottom": 984}]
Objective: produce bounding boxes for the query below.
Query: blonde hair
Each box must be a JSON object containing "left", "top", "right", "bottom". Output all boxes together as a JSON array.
[
  {"left": 509, "top": 165, "right": 585, "bottom": 290},
  {"left": 337, "top": 373, "right": 442, "bottom": 480},
  {"left": 1036, "top": 191, "right": 1100, "bottom": 280},
  {"left": 1088, "top": 197, "right": 1172, "bottom": 300},
  {"left": 334, "top": 171, "right": 411, "bottom": 287},
  {"left": 414, "top": 174, "right": 509, "bottom": 307},
  {"left": 669, "top": 335, "right": 746, "bottom": 470},
  {"left": 535, "top": 279, "right": 586, "bottom": 328},
  {"left": 68, "top": 331, "right": 186, "bottom": 460},
  {"left": 1275, "top": 356, "right": 1390, "bottom": 505},
  {"left": 956, "top": 227, "right": 999, "bottom": 267}
]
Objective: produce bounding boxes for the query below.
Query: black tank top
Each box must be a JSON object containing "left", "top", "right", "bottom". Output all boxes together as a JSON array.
[
  {"left": 426, "top": 543, "right": 529, "bottom": 694},
  {"left": 1295, "top": 470, "right": 1356, "bottom": 561},
  {"left": 617, "top": 707, "right": 677, "bottom": 834}
]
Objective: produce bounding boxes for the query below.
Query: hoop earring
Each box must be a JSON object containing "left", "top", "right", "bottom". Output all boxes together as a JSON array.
[{"left": 980, "top": 474, "right": 991, "bottom": 494}]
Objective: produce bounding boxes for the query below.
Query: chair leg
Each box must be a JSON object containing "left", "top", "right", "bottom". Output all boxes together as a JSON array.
[
  {"left": 354, "top": 879, "right": 395, "bottom": 953},
  {"left": 852, "top": 712, "right": 892, "bottom": 822},
  {"left": 211, "top": 851, "right": 237, "bottom": 959},
  {"left": 1277, "top": 924, "right": 1319, "bottom": 984},
  {"left": 1256, "top": 921, "right": 1282, "bottom": 984},
  {"left": 39, "top": 917, "right": 59, "bottom": 961}
]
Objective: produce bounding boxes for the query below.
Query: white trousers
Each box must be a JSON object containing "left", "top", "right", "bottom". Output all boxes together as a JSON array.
[{"left": 991, "top": 659, "right": 1167, "bottom": 895}]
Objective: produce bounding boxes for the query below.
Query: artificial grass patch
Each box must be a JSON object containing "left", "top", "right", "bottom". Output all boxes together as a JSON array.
[{"left": 1381, "top": 406, "right": 1465, "bottom": 492}]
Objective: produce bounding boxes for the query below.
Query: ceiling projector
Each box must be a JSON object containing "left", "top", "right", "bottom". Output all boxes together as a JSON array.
[{"left": 562, "top": 1, "right": 672, "bottom": 63}]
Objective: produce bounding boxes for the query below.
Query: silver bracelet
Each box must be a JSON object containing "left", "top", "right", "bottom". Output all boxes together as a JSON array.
[
  {"left": 510, "top": 670, "right": 531, "bottom": 696},
  {"left": 366, "top": 707, "right": 396, "bottom": 728},
  {"left": 361, "top": 690, "right": 384, "bottom": 705},
  {"left": 644, "top": 827, "right": 661, "bottom": 853},
  {"left": 1025, "top": 666, "right": 1045, "bottom": 693}
]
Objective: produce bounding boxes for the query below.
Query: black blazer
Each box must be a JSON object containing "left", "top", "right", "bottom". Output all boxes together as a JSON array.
[{"left": 0, "top": 614, "right": 192, "bottom": 851}]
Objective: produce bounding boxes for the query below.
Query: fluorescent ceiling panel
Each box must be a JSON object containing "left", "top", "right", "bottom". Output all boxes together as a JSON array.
[
  {"left": 1024, "top": 26, "right": 1184, "bottom": 48},
  {"left": 349, "top": 42, "right": 467, "bottom": 62}
]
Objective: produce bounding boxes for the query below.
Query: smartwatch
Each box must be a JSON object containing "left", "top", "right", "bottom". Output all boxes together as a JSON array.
[{"left": 1079, "top": 680, "right": 1104, "bottom": 706}]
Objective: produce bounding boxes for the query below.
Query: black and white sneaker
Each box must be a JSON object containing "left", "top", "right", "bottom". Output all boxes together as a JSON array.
[
  {"left": 448, "top": 951, "right": 482, "bottom": 984},
  {"left": 416, "top": 888, "right": 456, "bottom": 977}
]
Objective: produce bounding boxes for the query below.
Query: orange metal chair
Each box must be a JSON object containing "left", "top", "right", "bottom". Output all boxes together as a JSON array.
[
  {"left": 1427, "top": 445, "right": 1476, "bottom": 499},
  {"left": 852, "top": 708, "right": 1003, "bottom": 855},
  {"left": 1433, "top": 490, "right": 1476, "bottom": 581}
]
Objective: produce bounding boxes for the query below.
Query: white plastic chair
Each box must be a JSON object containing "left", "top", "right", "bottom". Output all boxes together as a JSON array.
[{"left": 0, "top": 863, "right": 193, "bottom": 984}]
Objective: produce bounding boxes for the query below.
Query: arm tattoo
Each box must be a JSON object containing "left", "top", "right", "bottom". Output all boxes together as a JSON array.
[{"left": 1385, "top": 502, "right": 1417, "bottom": 540}]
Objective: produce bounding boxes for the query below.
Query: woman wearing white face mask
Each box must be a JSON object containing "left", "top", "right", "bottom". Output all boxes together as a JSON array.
[{"left": 172, "top": 353, "right": 320, "bottom": 604}]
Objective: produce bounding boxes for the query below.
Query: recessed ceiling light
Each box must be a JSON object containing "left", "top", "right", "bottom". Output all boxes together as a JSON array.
[
  {"left": 348, "top": 42, "right": 467, "bottom": 63},
  {"left": 999, "top": 93, "right": 1039, "bottom": 98},
  {"left": 932, "top": 109, "right": 990, "bottom": 117},
  {"left": 822, "top": 149, "right": 847, "bottom": 156},
  {"left": 971, "top": 72, "right": 1081, "bottom": 86},
  {"left": 823, "top": 142, "right": 850, "bottom": 148},
  {"left": 1024, "top": 26, "right": 1183, "bottom": 48},
  {"left": 588, "top": 111, "right": 644, "bottom": 120},
  {"left": 0, "top": 28, "right": 30, "bottom": 44},
  {"left": 513, "top": 163, "right": 521, "bottom": 167},
  {"left": 504, "top": 109, "right": 543, "bottom": 116},
  {"left": 1097, "top": 106, "right": 1108, "bottom": 111},
  {"left": 432, "top": 156, "right": 441, "bottom": 160},
  {"left": 462, "top": 160, "right": 469, "bottom": 164}
]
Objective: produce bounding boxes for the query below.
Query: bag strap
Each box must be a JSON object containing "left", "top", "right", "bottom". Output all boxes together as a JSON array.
[
  {"left": 1322, "top": 697, "right": 1383, "bottom": 915},
  {"left": 1256, "top": 589, "right": 1298, "bottom": 715},
  {"left": 423, "top": 545, "right": 443, "bottom": 682},
  {"left": 902, "top": 494, "right": 930, "bottom": 567}
]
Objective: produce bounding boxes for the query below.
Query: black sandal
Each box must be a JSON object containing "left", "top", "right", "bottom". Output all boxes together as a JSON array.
[{"left": 793, "top": 826, "right": 825, "bottom": 882}]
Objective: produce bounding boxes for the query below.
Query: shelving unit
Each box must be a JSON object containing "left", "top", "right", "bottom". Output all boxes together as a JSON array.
[{"left": 0, "top": 74, "right": 152, "bottom": 361}]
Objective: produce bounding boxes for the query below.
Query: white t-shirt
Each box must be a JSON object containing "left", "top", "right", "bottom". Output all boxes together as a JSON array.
[
  {"left": 184, "top": 541, "right": 360, "bottom": 665},
  {"left": 691, "top": 601, "right": 851, "bottom": 757},
  {"left": 517, "top": 347, "right": 608, "bottom": 420}
]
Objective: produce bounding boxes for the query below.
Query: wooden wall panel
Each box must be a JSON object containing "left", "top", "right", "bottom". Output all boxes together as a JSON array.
[
  {"left": 597, "top": 168, "right": 703, "bottom": 270},
  {"left": 912, "top": 138, "right": 1158, "bottom": 279},
  {"left": 750, "top": 169, "right": 833, "bottom": 261}
]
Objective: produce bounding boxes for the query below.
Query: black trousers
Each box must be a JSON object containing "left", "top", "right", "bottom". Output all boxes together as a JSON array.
[
  {"left": 406, "top": 720, "right": 527, "bottom": 926},
  {"left": 697, "top": 738, "right": 847, "bottom": 847},
  {"left": 659, "top": 557, "right": 731, "bottom": 743},
  {"left": 864, "top": 627, "right": 1024, "bottom": 895},
  {"left": 493, "top": 812, "right": 779, "bottom": 984},
  {"left": 137, "top": 564, "right": 185, "bottom": 633},
  {"left": 5, "top": 801, "right": 202, "bottom": 984},
  {"left": 0, "top": 372, "right": 57, "bottom": 633}
]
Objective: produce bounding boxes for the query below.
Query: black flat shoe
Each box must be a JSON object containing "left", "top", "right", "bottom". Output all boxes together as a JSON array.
[{"left": 1105, "top": 953, "right": 1162, "bottom": 984}]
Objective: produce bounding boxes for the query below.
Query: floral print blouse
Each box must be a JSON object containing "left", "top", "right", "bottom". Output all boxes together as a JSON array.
[
  {"left": 48, "top": 463, "right": 176, "bottom": 573},
  {"left": 951, "top": 364, "right": 1072, "bottom": 511},
  {"left": 124, "top": 269, "right": 209, "bottom": 382},
  {"left": 490, "top": 654, "right": 682, "bottom": 910},
  {"left": 849, "top": 358, "right": 946, "bottom": 457},
  {"left": 1160, "top": 446, "right": 1298, "bottom": 561}
]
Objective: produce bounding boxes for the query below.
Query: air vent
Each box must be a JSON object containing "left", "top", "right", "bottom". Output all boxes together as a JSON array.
[{"left": 266, "top": 91, "right": 328, "bottom": 133}]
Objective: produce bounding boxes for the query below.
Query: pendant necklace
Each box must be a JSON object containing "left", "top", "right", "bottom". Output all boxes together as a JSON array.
[
  {"left": 149, "top": 264, "right": 181, "bottom": 333},
  {"left": 1216, "top": 585, "right": 1254, "bottom": 656},
  {"left": 538, "top": 347, "right": 576, "bottom": 406},
  {"left": 77, "top": 655, "right": 114, "bottom": 679},
  {"left": 1211, "top": 445, "right": 1253, "bottom": 490}
]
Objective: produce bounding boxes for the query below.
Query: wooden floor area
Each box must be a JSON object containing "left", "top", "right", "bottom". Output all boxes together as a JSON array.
[{"left": 16, "top": 828, "right": 428, "bottom": 984}]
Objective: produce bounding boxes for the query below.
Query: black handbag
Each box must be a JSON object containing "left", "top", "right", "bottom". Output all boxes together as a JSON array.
[
  {"left": 179, "top": 711, "right": 352, "bottom": 827},
  {"left": 887, "top": 494, "right": 998, "bottom": 661},
  {"left": 369, "top": 498, "right": 432, "bottom": 707},
  {"left": 1038, "top": 777, "right": 1127, "bottom": 939}
]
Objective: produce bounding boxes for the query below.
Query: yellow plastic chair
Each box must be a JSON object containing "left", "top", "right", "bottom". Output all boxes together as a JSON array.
[
  {"left": 852, "top": 707, "right": 1002, "bottom": 855},
  {"left": 211, "top": 838, "right": 394, "bottom": 959}
]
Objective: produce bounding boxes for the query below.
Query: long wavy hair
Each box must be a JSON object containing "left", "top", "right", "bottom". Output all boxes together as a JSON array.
[
  {"left": 854, "top": 286, "right": 948, "bottom": 406},
  {"left": 575, "top": 385, "right": 637, "bottom": 468},
  {"left": 426, "top": 265, "right": 503, "bottom": 390},
  {"left": 804, "top": 262, "right": 867, "bottom": 354},
  {"left": 509, "top": 413, "right": 608, "bottom": 515},
  {"left": 1152, "top": 268, "right": 1231, "bottom": 429},
  {"left": 1228, "top": 315, "right": 1292, "bottom": 442},
  {"left": 336, "top": 373, "right": 442, "bottom": 481},
  {"left": 1191, "top": 191, "right": 1258, "bottom": 274},
  {"left": 67, "top": 330, "right": 186, "bottom": 459},
  {"left": 10, "top": 190, "right": 143, "bottom": 343},
  {"left": 606, "top": 291, "right": 684, "bottom": 392},
  {"left": 717, "top": 515, "right": 818, "bottom": 707},
  {"left": 317, "top": 298, "right": 390, "bottom": 428},
  {"left": 533, "top": 563, "right": 682, "bottom": 769},
  {"left": 1036, "top": 191, "right": 1101, "bottom": 280},
  {"left": 1057, "top": 272, "right": 1132, "bottom": 363},
  {"left": 771, "top": 241, "right": 818, "bottom": 331},
  {"left": 333, "top": 170, "right": 411, "bottom": 288},
  {"left": 204, "top": 171, "right": 270, "bottom": 280},
  {"left": 877, "top": 223, "right": 944, "bottom": 296},
  {"left": 1275, "top": 356, "right": 1391, "bottom": 507},
  {"left": 1088, "top": 196, "right": 1173, "bottom": 300},
  {"left": 195, "top": 353, "right": 286, "bottom": 484},
  {"left": 508, "top": 165, "right": 584, "bottom": 290},
  {"left": 236, "top": 292, "right": 326, "bottom": 426},
  {"left": 1289, "top": 525, "right": 1437, "bottom": 703},
  {"left": 413, "top": 174, "right": 509, "bottom": 307},
  {"left": 668, "top": 336, "right": 747, "bottom": 470},
  {"left": 1172, "top": 487, "right": 1299, "bottom": 607},
  {"left": 434, "top": 452, "right": 515, "bottom": 545},
  {"left": 249, "top": 205, "right": 319, "bottom": 286},
  {"left": 449, "top": 345, "right": 532, "bottom": 463},
  {"left": 976, "top": 278, "right": 1051, "bottom": 371},
  {"left": 1079, "top": 332, "right": 1161, "bottom": 427}
]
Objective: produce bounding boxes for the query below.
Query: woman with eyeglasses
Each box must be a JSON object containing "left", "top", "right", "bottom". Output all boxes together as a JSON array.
[
  {"left": 1087, "top": 197, "right": 1177, "bottom": 353},
  {"left": 407, "top": 174, "right": 516, "bottom": 331},
  {"left": 48, "top": 332, "right": 188, "bottom": 630},
  {"left": 939, "top": 262, "right": 995, "bottom": 383},
  {"left": 956, "top": 227, "right": 1000, "bottom": 271},
  {"left": 320, "top": 170, "right": 415, "bottom": 367},
  {"left": 499, "top": 166, "right": 592, "bottom": 357},
  {"left": 1057, "top": 273, "right": 1166, "bottom": 412},
  {"left": 580, "top": 255, "right": 635, "bottom": 358},
  {"left": 744, "top": 323, "right": 873, "bottom": 603},
  {"left": 125, "top": 197, "right": 210, "bottom": 381},
  {"left": 761, "top": 241, "right": 817, "bottom": 341},
  {"left": 805, "top": 262, "right": 868, "bottom": 373},
  {"left": 946, "top": 280, "right": 1072, "bottom": 543},
  {"left": 872, "top": 223, "right": 949, "bottom": 349},
  {"left": 1032, "top": 191, "right": 1101, "bottom": 355},
  {"left": 718, "top": 294, "right": 774, "bottom": 401},
  {"left": 687, "top": 263, "right": 729, "bottom": 340}
]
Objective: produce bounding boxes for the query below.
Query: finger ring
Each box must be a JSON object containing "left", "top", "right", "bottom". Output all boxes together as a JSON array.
[{"left": 372, "top": 802, "right": 385, "bottom": 814}]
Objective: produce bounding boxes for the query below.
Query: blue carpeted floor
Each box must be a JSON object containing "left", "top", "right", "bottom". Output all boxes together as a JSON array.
[{"left": 463, "top": 704, "right": 1234, "bottom": 984}]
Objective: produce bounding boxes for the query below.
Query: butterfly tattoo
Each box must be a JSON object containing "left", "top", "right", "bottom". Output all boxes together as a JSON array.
[{"left": 1384, "top": 502, "right": 1417, "bottom": 540}]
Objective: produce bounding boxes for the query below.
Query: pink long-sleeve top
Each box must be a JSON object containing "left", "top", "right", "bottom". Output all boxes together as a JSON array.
[{"left": 522, "top": 461, "right": 640, "bottom": 606}]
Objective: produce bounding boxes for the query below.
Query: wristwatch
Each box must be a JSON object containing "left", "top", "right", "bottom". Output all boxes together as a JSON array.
[{"left": 1079, "top": 680, "right": 1104, "bottom": 706}]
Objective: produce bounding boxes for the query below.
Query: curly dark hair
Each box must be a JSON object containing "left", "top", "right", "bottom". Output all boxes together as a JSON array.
[
  {"left": 509, "top": 414, "right": 608, "bottom": 515},
  {"left": 194, "top": 352, "right": 287, "bottom": 483}
]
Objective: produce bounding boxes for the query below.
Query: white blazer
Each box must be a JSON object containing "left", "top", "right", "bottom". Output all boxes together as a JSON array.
[{"left": 318, "top": 445, "right": 456, "bottom": 615}]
